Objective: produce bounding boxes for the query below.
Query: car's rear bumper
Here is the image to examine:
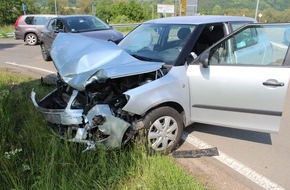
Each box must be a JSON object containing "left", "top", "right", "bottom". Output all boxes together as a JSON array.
[{"left": 14, "top": 31, "right": 23, "bottom": 40}]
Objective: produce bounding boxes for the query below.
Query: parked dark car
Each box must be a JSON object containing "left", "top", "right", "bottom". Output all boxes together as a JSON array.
[
  {"left": 40, "top": 15, "right": 124, "bottom": 61},
  {"left": 14, "top": 14, "right": 56, "bottom": 46}
]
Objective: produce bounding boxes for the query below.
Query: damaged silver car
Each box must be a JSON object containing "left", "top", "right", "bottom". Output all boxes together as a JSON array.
[{"left": 31, "top": 16, "right": 290, "bottom": 153}]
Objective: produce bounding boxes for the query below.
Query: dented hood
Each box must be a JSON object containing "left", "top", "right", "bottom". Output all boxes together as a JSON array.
[{"left": 51, "top": 33, "right": 164, "bottom": 91}]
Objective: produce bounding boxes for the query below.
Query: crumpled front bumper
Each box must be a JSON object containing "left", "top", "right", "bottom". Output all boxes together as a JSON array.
[
  {"left": 31, "top": 89, "right": 83, "bottom": 125},
  {"left": 31, "top": 89, "right": 130, "bottom": 150}
]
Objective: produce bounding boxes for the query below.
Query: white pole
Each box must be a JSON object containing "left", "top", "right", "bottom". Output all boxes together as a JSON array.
[
  {"left": 255, "top": 0, "right": 260, "bottom": 20},
  {"left": 55, "top": 0, "right": 57, "bottom": 15}
]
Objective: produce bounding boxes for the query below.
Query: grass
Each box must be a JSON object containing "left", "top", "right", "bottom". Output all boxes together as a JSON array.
[
  {"left": 0, "top": 25, "right": 14, "bottom": 38},
  {"left": 0, "top": 71, "right": 206, "bottom": 190}
]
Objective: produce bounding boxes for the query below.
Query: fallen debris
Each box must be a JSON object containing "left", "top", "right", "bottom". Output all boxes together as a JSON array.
[{"left": 172, "top": 147, "right": 219, "bottom": 158}]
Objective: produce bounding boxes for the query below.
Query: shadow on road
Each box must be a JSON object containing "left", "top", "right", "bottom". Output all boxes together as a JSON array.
[
  {"left": 186, "top": 123, "right": 272, "bottom": 145},
  {"left": 0, "top": 42, "right": 22, "bottom": 50}
]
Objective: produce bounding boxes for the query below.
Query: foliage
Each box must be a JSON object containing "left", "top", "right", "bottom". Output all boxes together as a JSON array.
[
  {"left": 1, "top": 0, "right": 290, "bottom": 26},
  {"left": 0, "top": 25, "right": 14, "bottom": 38},
  {"left": 198, "top": 0, "right": 290, "bottom": 22},
  {"left": 0, "top": 71, "right": 205, "bottom": 189},
  {"left": 95, "top": 0, "right": 147, "bottom": 23},
  {"left": 198, "top": 0, "right": 290, "bottom": 13}
]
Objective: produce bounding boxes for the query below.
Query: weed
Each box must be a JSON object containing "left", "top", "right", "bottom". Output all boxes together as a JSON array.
[{"left": 0, "top": 71, "right": 205, "bottom": 190}]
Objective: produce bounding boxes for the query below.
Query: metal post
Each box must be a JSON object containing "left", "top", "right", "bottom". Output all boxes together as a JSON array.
[
  {"left": 152, "top": 5, "right": 154, "bottom": 19},
  {"left": 92, "top": 0, "right": 97, "bottom": 15},
  {"left": 255, "top": 0, "right": 260, "bottom": 20},
  {"left": 54, "top": 0, "right": 57, "bottom": 15},
  {"left": 179, "top": 1, "right": 182, "bottom": 16},
  {"left": 22, "top": 3, "right": 27, "bottom": 15}
]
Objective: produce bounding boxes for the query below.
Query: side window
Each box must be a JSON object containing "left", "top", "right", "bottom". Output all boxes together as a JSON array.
[
  {"left": 208, "top": 25, "right": 290, "bottom": 66},
  {"left": 47, "top": 19, "right": 56, "bottom": 31},
  {"left": 234, "top": 28, "right": 258, "bottom": 50},
  {"left": 56, "top": 19, "right": 64, "bottom": 31},
  {"left": 231, "top": 22, "right": 252, "bottom": 31},
  {"left": 34, "top": 17, "right": 47, "bottom": 25},
  {"left": 193, "top": 24, "right": 225, "bottom": 56},
  {"left": 24, "top": 16, "right": 34, "bottom": 25}
]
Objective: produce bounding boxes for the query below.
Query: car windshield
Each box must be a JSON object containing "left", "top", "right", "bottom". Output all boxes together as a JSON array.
[
  {"left": 66, "top": 16, "right": 110, "bottom": 33},
  {"left": 118, "top": 23, "right": 196, "bottom": 65}
]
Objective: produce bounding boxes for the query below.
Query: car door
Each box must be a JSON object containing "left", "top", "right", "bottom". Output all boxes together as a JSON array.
[
  {"left": 44, "top": 18, "right": 60, "bottom": 48},
  {"left": 187, "top": 23, "right": 290, "bottom": 133},
  {"left": 233, "top": 27, "right": 272, "bottom": 65}
]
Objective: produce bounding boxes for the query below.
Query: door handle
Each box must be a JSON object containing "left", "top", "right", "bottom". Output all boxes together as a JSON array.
[{"left": 263, "top": 79, "right": 284, "bottom": 87}]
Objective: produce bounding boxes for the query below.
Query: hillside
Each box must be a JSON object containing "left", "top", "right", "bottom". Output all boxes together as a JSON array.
[{"left": 198, "top": 0, "right": 290, "bottom": 12}]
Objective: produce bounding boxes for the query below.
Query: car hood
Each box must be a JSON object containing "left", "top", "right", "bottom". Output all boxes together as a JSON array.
[
  {"left": 78, "top": 29, "right": 123, "bottom": 43},
  {"left": 51, "top": 33, "right": 164, "bottom": 91}
]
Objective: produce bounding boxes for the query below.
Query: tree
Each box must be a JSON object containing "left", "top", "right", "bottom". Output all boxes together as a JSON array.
[
  {"left": 94, "top": 0, "right": 147, "bottom": 23},
  {"left": 212, "top": 5, "right": 223, "bottom": 15},
  {"left": 76, "top": 0, "right": 92, "bottom": 14},
  {"left": 112, "top": 1, "right": 146, "bottom": 22},
  {"left": 0, "top": 0, "right": 40, "bottom": 25},
  {"left": 95, "top": 0, "right": 114, "bottom": 22}
]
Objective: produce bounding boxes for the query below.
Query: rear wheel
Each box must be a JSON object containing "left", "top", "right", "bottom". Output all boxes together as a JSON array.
[
  {"left": 25, "top": 33, "right": 38, "bottom": 46},
  {"left": 41, "top": 43, "right": 52, "bottom": 61},
  {"left": 142, "top": 106, "right": 184, "bottom": 154}
]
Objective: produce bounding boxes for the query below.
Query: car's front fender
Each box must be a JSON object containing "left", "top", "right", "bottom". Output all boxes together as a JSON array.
[{"left": 123, "top": 65, "right": 192, "bottom": 126}]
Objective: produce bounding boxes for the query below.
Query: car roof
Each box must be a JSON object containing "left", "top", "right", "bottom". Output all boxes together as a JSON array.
[
  {"left": 53, "top": 15, "right": 95, "bottom": 19},
  {"left": 145, "top": 15, "right": 256, "bottom": 25},
  {"left": 21, "top": 14, "right": 56, "bottom": 17}
]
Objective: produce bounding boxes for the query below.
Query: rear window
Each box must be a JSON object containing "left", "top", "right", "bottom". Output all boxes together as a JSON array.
[
  {"left": 24, "top": 16, "right": 34, "bottom": 25},
  {"left": 24, "top": 16, "right": 48, "bottom": 25}
]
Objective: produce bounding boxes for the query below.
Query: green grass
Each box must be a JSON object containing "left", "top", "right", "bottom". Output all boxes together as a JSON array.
[
  {"left": 0, "top": 71, "right": 206, "bottom": 190},
  {"left": 0, "top": 25, "right": 14, "bottom": 38}
]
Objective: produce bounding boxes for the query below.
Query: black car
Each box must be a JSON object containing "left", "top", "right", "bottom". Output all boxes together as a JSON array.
[{"left": 40, "top": 15, "right": 123, "bottom": 61}]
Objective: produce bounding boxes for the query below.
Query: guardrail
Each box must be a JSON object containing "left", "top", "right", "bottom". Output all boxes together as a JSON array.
[
  {"left": 111, "top": 23, "right": 140, "bottom": 28},
  {"left": 0, "top": 23, "right": 140, "bottom": 38},
  {"left": 0, "top": 33, "right": 13, "bottom": 38}
]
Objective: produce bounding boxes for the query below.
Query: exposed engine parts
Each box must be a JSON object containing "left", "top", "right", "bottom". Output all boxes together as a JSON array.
[{"left": 31, "top": 68, "right": 166, "bottom": 151}]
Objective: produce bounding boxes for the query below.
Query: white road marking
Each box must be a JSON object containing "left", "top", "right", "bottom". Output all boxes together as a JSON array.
[
  {"left": 183, "top": 132, "right": 284, "bottom": 190},
  {"left": 3, "top": 62, "right": 55, "bottom": 74}
]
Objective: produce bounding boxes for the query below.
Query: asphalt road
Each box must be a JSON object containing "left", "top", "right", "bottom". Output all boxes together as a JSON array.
[{"left": 1, "top": 38, "right": 290, "bottom": 189}]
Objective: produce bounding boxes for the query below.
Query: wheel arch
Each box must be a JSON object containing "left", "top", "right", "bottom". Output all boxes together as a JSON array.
[
  {"left": 144, "top": 101, "right": 186, "bottom": 127},
  {"left": 140, "top": 103, "right": 185, "bottom": 153},
  {"left": 24, "top": 31, "right": 38, "bottom": 42}
]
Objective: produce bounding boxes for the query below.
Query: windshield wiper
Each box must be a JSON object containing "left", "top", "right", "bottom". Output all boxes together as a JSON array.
[{"left": 131, "top": 54, "right": 154, "bottom": 61}]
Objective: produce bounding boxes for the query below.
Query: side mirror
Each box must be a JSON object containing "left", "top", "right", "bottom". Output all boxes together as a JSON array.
[
  {"left": 199, "top": 51, "right": 209, "bottom": 68},
  {"left": 187, "top": 52, "right": 197, "bottom": 64},
  {"left": 54, "top": 28, "right": 64, "bottom": 33}
]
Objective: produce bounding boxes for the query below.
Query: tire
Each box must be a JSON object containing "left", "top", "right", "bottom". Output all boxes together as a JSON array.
[
  {"left": 25, "top": 33, "right": 38, "bottom": 46},
  {"left": 41, "top": 43, "right": 52, "bottom": 61},
  {"left": 142, "top": 106, "right": 184, "bottom": 154}
]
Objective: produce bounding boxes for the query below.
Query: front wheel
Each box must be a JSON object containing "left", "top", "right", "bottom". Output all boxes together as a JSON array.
[
  {"left": 25, "top": 33, "right": 38, "bottom": 46},
  {"left": 41, "top": 43, "right": 52, "bottom": 61},
  {"left": 142, "top": 107, "right": 184, "bottom": 154}
]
